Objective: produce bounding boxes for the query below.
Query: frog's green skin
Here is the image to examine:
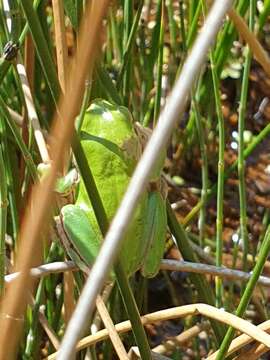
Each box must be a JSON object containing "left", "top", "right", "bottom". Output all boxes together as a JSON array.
[{"left": 60, "top": 99, "right": 166, "bottom": 277}]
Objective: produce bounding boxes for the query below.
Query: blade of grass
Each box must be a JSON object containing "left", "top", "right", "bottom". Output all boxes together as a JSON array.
[
  {"left": 122, "top": 0, "right": 133, "bottom": 104},
  {"left": 192, "top": 97, "right": 209, "bottom": 247},
  {"left": 0, "top": 124, "right": 7, "bottom": 295},
  {"left": 237, "top": 0, "right": 255, "bottom": 273},
  {"left": 209, "top": 38, "right": 225, "bottom": 310},
  {"left": 259, "top": 0, "right": 270, "bottom": 32},
  {"left": 214, "top": 0, "right": 249, "bottom": 75},
  {"left": 20, "top": 0, "right": 61, "bottom": 105},
  {"left": 183, "top": 114, "right": 270, "bottom": 226},
  {"left": 116, "top": 0, "right": 143, "bottom": 89},
  {"left": 96, "top": 65, "right": 123, "bottom": 105},
  {"left": 166, "top": 203, "right": 225, "bottom": 344},
  {"left": 216, "top": 223, "right": 270, "bottom": 359},
  {"left": 166, "top": 0, "right": 178, "bottom": 58},
  {"left": 153, "top": 0, "right": 164, "bottom": 125}
]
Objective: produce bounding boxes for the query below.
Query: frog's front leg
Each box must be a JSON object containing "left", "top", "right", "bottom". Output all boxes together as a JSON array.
[{"left": 58, "top": 204, "right": 101, "bottom": 273}]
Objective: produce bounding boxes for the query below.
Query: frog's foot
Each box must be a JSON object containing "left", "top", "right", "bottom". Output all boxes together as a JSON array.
[
  {"left": 58, "top": 205, "right": 101, "bottom": 272},
  {"left": 141, "top": 190, "right": 167, "bottom": 278},
  {"left": 55, "top": 169, "right": 79, "bottom": 197}
]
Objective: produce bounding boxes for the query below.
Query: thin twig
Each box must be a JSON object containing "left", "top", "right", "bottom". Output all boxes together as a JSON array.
[
  {"left": 4, "top": 261, "right": 77, "bottom": 283},
  {"left": 160, "top": 259, "right": 270, "bottom": 287}
]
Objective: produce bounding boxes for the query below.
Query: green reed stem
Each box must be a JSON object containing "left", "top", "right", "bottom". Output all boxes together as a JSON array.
[
  {"left": 153, "top": 1, "right": 164, "bottom": 125},
  {"left": 166, "top": 0, "right": 178, "bottom": 57},
  {"left": 238, "top": 0, "right": 255, "bottom": 272},
  {"left": 192, "top": 98, "right": 208, "bottom": 247},
  {"left": 0, "top": 127, "right": 7, "bottom": 295},
  {"left": 167, "top": 201, "right": 226, "bottom": 344},
  {"left": 117, "top": 1, "right": 143, "bottom": 89},
  {"left": 216, "top": 224, "right": 270, "bottom": 359},
  {"left": 209, "top": 52, "right": 225, "bottom": 308},
  {"left": 183, "top": 117, "right": 270, "bottom": 226}
]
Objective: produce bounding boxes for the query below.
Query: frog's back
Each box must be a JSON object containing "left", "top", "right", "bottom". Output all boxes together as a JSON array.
[{"left": 76, "top": 99, "right": 147, "bottom": 275}]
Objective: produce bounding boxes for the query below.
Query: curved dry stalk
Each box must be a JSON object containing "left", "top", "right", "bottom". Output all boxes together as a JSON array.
[
  {"left": 16, "top": 55, "right": 50, "bottom": 164},
  {"left": 152, "top": 321, "right": 210, "bottom": 355},
  {"left": 46, "top": 303, "right": 270, "bottom": 359},
  {"left": 228, "top": 9, "right": 270, "bottom": 78},
  {"left": 0, "top": 1, "right": 109, "bottom": 358}
]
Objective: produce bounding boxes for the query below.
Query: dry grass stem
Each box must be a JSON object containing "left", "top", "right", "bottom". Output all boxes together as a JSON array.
[
  {"left": 51, "top": 0, "right": 75, "bottom": 324},
  {"left": 0, "top": 1, "right": 109, "bottom": 357},
  {"left": 16, "top": 56, "right": 50, "bottom": 164},
  {"left": 24, "top": 35, "right": 35, "bottom": 91},
  {"left": 38, "top": 309, "right": 60, "bottom": 350},
  {"left": 152, "top": 322, "right": 210, "bottom": 355},
  {"left": 206, "top": 319, "right": 270, "bottom": 359},
  {"left": 52, "top": 0, "right": 68, "bottom": 92},
  {"left": 96, "top": 295, "right": 129, "bottom": 360}
]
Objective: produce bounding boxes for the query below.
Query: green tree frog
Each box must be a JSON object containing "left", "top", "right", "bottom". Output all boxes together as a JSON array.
[{"left": 59, "top": 99, "right": 167, "bottom": 278}]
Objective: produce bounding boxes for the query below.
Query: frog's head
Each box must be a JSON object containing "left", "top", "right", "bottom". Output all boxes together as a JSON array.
[{"left": 86, "top": 99, "right": 134, "bottom": 126}]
